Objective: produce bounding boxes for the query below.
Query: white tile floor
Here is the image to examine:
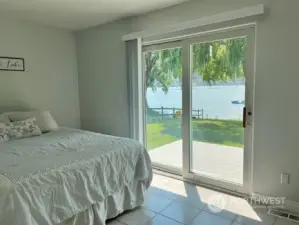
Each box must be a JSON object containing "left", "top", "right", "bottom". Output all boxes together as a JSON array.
[{"left": 108, "top": 174, "right": 296, "bottom": 225}]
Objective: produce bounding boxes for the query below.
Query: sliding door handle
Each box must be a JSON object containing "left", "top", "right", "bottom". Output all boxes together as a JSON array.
[
  {"left": 243, "top": 107, "right": 252, "bottom": 128},
  {"left": 243, "top": 107, "right": 246, "bottom": 128}
]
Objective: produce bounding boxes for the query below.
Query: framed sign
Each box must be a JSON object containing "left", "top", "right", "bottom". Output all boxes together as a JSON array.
[{"left": 0, "top": 57, "right": 25, "bottom": 71}]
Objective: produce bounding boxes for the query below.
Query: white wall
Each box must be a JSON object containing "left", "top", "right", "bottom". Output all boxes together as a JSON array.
[
  {"left": 76, "top": 0, "right": 299, "bottom": 202},
  {"left": 76, "top": 19, "right": 132, "bottom": 137},
  {"left": 0, "top": 19, "right": 81, "bottom": 128}
]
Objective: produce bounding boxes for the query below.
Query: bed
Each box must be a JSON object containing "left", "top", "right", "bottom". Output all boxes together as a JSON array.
[{"left": 0, "top": 128, "right": 152, "bottom": 225}]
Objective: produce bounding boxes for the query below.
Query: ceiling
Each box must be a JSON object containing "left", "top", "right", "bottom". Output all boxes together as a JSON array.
[{"left": 0, "top": 0, "right": 188, "bottom": 30}]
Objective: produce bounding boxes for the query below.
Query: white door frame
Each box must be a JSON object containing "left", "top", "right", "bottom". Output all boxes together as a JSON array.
[{"left": 142, "top": 25, "right": 256, "bottom": 195}]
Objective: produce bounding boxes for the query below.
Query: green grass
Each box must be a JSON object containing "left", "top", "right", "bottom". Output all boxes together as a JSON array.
[{"left": 146, "top": 119, "right": 244, "bottom": 150}]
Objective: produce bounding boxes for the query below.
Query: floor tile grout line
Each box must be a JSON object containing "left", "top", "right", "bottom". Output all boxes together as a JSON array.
[
  {"left": 187, "top": 208, "right": 206, "bottom": 225},
  {"left": 143, "top": 198, "right": 176, "bottom": 215},
  {"left": 145, "top": 206, "right": 159, "bottom": 214},
  {"left": 157, "top": 199, "right": 176, "bottom": 213},
  {"left": 157, "top": 206, "right": 207, "bottom": 225},
  {"left": 144, "top": 213, "right": 159, "bottom": 225},
  {"left": 173, "top": 197, "right": 207, "bottom": 210},
  {"left": 153, "top": 213, "right": 186, "bottom": 225},
  {"left": 200, "top": 207, "right": 238, "bottom": 222},
  {"left": 150, "top": 213, "right": 158, "bottom": 220},
  {"left": 146, "top": 189, "right": 181, "bottom": 202}
]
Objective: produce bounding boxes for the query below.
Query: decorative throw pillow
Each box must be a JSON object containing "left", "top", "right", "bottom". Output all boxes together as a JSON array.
[
  {"left": 7, "top": 111, "right": 58, "bottom": 133},
  {"left": 0, "top": 122, "right": 10, "bottom": 143},
  {"left": 8, "top": 117, "right": 42, "bottom": 139},
  {"left": 0, "top": 114, "right": 10, "bottom": 123}
]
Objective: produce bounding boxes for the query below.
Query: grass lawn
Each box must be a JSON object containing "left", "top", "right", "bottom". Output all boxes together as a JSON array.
[{"left": 146, "top": 119, "right": 244, "bottom": 150}]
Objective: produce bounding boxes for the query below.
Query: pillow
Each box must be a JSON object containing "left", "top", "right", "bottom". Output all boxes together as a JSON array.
[
  {"left": 8, "top": 117, "right": 42, "bottom": 139},
  {"left": 0, "top": 114, "right": 10, "bottom": 123},
  {"left": 8, "top": 111, "right": 58, "bottom": 133},
  {"left": 0, "top": 122, "right": 10, "bottom": 143}
]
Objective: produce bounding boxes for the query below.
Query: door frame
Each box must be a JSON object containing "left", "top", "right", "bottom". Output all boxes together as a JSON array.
[{"left": 142, "top": 25, "right": 256, "bottom": 195}]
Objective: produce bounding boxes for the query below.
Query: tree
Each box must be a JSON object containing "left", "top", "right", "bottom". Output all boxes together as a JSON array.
[
  {"left": 144, "top": 48, "right": 182, "bottom": 94},
  {"left": 145, "top": 37, "right": 246, "bottom": 93}
]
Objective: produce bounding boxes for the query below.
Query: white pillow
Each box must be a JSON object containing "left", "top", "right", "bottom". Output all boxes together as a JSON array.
[
  {"left": 8, "top": 111, "right": 59, "bottom": 133},
  {"left": 0, "top": 114, "right": 10, "bottom": 124}
]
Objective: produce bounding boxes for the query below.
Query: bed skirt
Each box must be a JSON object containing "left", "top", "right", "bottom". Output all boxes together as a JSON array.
[{"left": 58, "top": 180, "right": 147, "bottom": 225}]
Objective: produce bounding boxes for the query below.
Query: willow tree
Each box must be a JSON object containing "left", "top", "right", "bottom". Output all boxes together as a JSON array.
[
  {"left": 144, "top": 48, "right": 182, "bottom": 94},
  {"left": 145, "top": 37, "right": 246, "bottom": 89},
  {"left": 193, "top": 38, "right": 246, "bottom": 83},
  {"left": 144, "top": 37, "right": 247, "bottom": 113}
]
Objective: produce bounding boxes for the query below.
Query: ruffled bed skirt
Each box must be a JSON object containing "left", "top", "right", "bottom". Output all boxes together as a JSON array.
[{"left": 59, "top": 180, "right": 146, "bottom": 225}]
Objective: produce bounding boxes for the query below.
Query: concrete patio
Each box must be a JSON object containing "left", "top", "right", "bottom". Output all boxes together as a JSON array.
[{"left": 149, "top": 140, "right": 243, "bottom": 185}]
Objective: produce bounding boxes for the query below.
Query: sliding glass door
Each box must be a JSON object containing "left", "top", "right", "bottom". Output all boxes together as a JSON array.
[{"left": 142, "top": 27, "right": 255, "bottom": 194}]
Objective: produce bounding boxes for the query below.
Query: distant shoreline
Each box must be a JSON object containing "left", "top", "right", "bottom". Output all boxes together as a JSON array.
[{"left": 168, "top": 83, "right": 245, "bottom": 88}]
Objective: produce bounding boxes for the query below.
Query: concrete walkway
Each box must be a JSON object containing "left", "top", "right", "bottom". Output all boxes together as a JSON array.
[{"left": 149, "top": 140, "right": 243, "bottom": 185}]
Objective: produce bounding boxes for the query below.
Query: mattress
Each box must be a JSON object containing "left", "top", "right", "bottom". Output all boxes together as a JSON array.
[{"left": 0, "top": 128, "right": 152, "bottom": 225}]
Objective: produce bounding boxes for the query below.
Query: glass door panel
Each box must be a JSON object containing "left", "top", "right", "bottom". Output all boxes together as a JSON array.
[
  {"left": 144, "top": 46, "right": 183, "bottom": 171},
  {"left": 188, "top": 33, "right": 252, "bottom": 191}
]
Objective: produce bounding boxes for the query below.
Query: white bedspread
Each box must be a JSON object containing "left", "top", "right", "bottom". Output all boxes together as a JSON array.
[{"left": 0, "top": 128, "right": 152, "bottom": 225}]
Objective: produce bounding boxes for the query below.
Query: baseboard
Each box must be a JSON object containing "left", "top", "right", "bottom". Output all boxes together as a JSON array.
[{"left": 252, "top": 193, "right": 299, "bottom": 214}]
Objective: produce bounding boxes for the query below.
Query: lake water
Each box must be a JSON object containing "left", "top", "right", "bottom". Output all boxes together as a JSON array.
[{"left": 147, "top": 85, "right": 245, "bottom": 120}]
